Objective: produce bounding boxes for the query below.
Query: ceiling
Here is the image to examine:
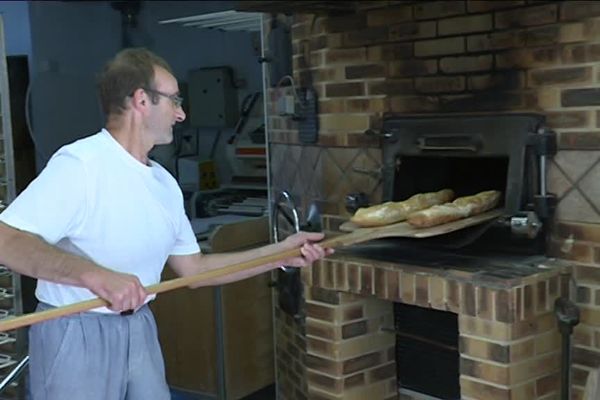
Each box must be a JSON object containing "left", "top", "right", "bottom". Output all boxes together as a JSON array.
[{"left": 234, "top": 1, "right": 358, "bottom": 15}]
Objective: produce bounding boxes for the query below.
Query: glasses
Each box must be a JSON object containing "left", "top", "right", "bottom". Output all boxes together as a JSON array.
[{"left": 143, "top": 88, "right": 183, "bottom": 108}]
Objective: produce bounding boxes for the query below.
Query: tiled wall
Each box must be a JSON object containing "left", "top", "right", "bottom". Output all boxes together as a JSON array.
[{"left": 265, "top": 1, "right": 600, "bottom": 399}]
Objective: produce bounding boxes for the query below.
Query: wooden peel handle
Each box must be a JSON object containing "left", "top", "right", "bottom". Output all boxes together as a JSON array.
[{"left": 0, "top": 233, "right": 364, "bottom": 332}]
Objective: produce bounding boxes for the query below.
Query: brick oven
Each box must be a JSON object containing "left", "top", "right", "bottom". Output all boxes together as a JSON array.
[{"left": 255, "top": 1, "right": 600, "bottom": 399}]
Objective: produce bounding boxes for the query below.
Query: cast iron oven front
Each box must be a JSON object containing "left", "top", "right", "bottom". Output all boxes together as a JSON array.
[{"left": 379, "top": 113, "right": 556, "bottom": 255}]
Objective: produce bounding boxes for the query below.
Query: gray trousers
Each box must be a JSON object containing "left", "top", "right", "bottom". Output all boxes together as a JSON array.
[{"left": 28, "top": 303, "right": 170, "bottom": 400}]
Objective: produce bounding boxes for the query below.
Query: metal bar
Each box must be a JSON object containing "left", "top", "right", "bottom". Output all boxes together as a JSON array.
[
  {"left": 381, "top": 327, "right": 458, "bottom": 352},
  {"left": 214, "top": 287, "right": 226, "bottom": 399},
  {"left": 560, "top": 332, "right": 570, "bottom": 400},
  {"left": 0, "top": 355, "right": 28, "bottom": 394},
  {"left": 540, "top": 155, "right": 547, "bottom": 196}
]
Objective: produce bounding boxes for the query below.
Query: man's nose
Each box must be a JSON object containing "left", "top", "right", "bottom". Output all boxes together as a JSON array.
[{"left": 175, "top": 107, "right": 186, "bottom": 122}]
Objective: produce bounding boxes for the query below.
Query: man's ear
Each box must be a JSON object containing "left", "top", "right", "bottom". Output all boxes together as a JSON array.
[{"left": 131, "top": 88, "right": 148, "bottom": 111}]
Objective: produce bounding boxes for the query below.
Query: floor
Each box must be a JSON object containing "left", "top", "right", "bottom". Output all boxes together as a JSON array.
[{"left": 170, "top": 384, "right": 275, "bottom": 400}]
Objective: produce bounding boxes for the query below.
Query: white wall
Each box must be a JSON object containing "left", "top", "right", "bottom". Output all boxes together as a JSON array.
[
  {"left": 28, "top": 1, "right": 121, "bottom": 167},
  {"left": 26, "top": 0, "right": 263, "bottom": 181},
  {"left": 0, "top": 0, "right": 32, "bottom": 58}
]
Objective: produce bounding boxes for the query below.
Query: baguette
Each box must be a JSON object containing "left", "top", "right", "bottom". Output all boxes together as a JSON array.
[
  {"left": 407, "top": 190, "right": 502, "bottom": 228},
  {"left": 350, "top": 189, "right": 455, "bottom": 227}
]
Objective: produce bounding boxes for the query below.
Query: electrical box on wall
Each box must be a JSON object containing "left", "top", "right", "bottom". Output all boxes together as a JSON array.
[{"left": 188, "top": 67, "right": 239, "bottom": 128}]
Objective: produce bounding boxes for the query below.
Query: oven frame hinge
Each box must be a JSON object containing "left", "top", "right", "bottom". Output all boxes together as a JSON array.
[{"left": 526, "top": 126, "right": 558, "bottom": 220}]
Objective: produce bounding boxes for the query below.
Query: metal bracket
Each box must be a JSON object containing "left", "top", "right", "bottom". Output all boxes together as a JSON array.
[{"left": 509, "top": 211, "right": 543, "bottom": 239}]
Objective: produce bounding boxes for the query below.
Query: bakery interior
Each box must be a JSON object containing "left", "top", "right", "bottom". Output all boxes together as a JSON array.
[{"left": 0, "top": 0, "right": 599, "bottom": 399}]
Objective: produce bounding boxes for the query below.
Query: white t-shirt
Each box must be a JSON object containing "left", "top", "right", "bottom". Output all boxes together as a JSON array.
[{"left": 0, "top": 129, "right": 200, "bottom": 312}]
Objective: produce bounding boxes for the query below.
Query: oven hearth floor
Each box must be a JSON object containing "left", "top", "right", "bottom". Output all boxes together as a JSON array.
[{"left": 336, "top": 238, "right": 553, "bottom": 285}]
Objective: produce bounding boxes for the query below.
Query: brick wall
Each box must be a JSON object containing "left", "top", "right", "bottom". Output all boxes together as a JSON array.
[
  {"left": 303, "top": 255, "right": 569, "bottom": 400},
  {"left": 265, "top": 1, "right": 600, "bottom": 399}
]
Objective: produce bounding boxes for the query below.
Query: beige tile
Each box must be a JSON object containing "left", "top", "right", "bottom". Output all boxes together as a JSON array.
[
  {"left": 328, "top": 179, "right": 354, "bottom": 214},
  {"left": 553, "top": 150, "right": 600, "bottom": 182},
  {"left": 328, "top": 148, "right": 361, "bottom": 172},
  {"left": 321, "top": 151, "right": 345, "bottom": 201},
  {"left": 346, "top": 149, "right": 382, "bottom": 196},
  {"left": 548, "top": 161, "right": 572, "bottom": 198},
  {"left": 556, "top": 189, "right": 600, "bottom": 223},
  {"left": 298, "top": 147, "right": 322, "bottom": 199},
  {"left": 578, "top": 162, "right": 600, "bottom": 211}
]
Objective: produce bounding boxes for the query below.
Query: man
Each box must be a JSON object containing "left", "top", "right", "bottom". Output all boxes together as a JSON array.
[{"left": 0, "top": 48, "right": 331, "bottom": 399}]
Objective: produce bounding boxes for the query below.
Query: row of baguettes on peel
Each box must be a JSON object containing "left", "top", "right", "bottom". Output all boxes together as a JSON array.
[
  {"left": 351, "top": 189, "right": 502, "bottom": 229},
  {"left": 350, "top": 189, "right": 454, "bottom": 227}
]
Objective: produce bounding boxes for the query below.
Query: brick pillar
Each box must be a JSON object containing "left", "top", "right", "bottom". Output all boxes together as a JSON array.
[
  {"left": 304, "top": 287, "right": 397, "bottom": 399},
  {"left": 459, "top": 273, "right": 569, "bottom": 400}
]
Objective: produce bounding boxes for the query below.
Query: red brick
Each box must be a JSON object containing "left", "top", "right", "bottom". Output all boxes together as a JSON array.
[
  {"left": 467, "top": 71, "right": 523, "bottom": 91},
  {"left": 342, "top": 352, "right": 382, "bottom": 374},
  {"left": 495, "top": 4, "right": 558, "bottom": 29},
  {"left": 375, "top": 269, "right": 386, "bottom": 299},
  {"left": 389, "top": 59, "right": 438, "bottom": 77},
  {"left": 536, "top": 372, "right": 560, "bottom": 397},
  {"left": 360, "top": 265, "right": 373, "bottom": 296},
  {"left": 559, "top": 131, "right": 600, "bottom": 150},
  {"left": 325, "top": 82, "right": 365, "bottom": 98},
  {"left": 537, "top": 281, "right": 548, "bottom": 313},
  {"left": 415, "top": 37, "right": 465, "bottom": 57},
  {"left": 528, "top": 66, "right": 592, "bottom": 87},
  {"left": 415, "top": 76, "right": 465, "bottom": 93},
  {"left": 440, "top": 55, "right": 493, "bottom": 73},
  {"left": 342, "top": 26, "right": 389, "bottom": 47},
  {"left": 496, "top": 47, "right": 558, "bottom": 69},
  {"left": 345, "top": 98, "right": 389, "bottom": 113},
  {"left": 389, "top": 21, "right": 436, "bottom": 42},
  {"left": 324, "top": 48, "right": 367, "bottom": 65},
  {"left": 325, "top": 14, "right": 366, "bottom": 33},
  {"left": 415, "top": 274, "right": 429, "bottom": 307},
  {"left": 574, "top": 265, "right": 600, "bottom": 284},
  {"left": 467, "top": 30, "right": 526, "bottom": 52},
  {"left": 367, "top": 43, "right": 412, "bottom": 61},
  {"left": 439, "top": 14, "right": 493, "bottom": 35},
  {"left": 389, "top": 96, "right": 439, "bottom": 113},
  {"left": 467, "top": 0, "right": 525, "bottom": 13},
  {"left": 319, "top": 99, "right": 345, "bottom": 114},
  {"left": 548, "top": 239, "right": 593, "bottom": 263},
  {"left": 561, "top": 1, "right": 600, "bottom": 21},
  {"left": 306, "top": 302, "right": 335, "bottom": 322},
  {"left": 561, "top": 43, "right": 600, "bottom": 64},
  {"left": 546, "top": 111, "right": 589, "bottom": 129},
  {"left": 367, "top": 6, "right": 412, "bottom": 26},
  {"left": 345, "top": 64, "right": 386, "bottom": 80},
  {"left": 385, "top": 270, "right": 400, "bottom": 301},
  {"left": 526, "top": 25, "right": 560, "bottom": 47},
  {"left": 415, "top": 1, "right": 465, "bottom": 20},
  {"left": 462, "top": 283, "right": 476, "bottom": 316}
]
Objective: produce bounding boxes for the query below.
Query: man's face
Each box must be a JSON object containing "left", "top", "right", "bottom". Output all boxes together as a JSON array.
[{"left": 145, "top": 66, "right": 186, "bottom": 145}]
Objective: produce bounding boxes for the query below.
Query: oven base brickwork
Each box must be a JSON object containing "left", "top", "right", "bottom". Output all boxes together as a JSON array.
[{"left": 301, "top": 246, "right": 570, "bottom": 400}]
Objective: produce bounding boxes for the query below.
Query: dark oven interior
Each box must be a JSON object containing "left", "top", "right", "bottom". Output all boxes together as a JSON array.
[{"left": 353, "top": 113, "right": 557, "bottom": 260}]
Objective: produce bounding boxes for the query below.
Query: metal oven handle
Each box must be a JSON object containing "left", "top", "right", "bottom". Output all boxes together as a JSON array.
[{"left": 416, "top": 135, "right": 481, "bottom": 152}]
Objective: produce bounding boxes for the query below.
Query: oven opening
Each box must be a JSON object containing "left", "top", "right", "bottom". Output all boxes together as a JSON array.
[
  {"left": 392, "top": 155, "right": 509, "bottom": 203},
  {"left": 395, "top": 302, "right": 459, "bottom": 399}
]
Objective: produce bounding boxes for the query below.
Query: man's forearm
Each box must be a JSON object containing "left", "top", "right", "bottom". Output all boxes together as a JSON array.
[
  {"left": 182, "top": 242, "right": 286, "bottom": 287},
  {"left": 0, "top": 222, "right": 106, "bottom": 287}
]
